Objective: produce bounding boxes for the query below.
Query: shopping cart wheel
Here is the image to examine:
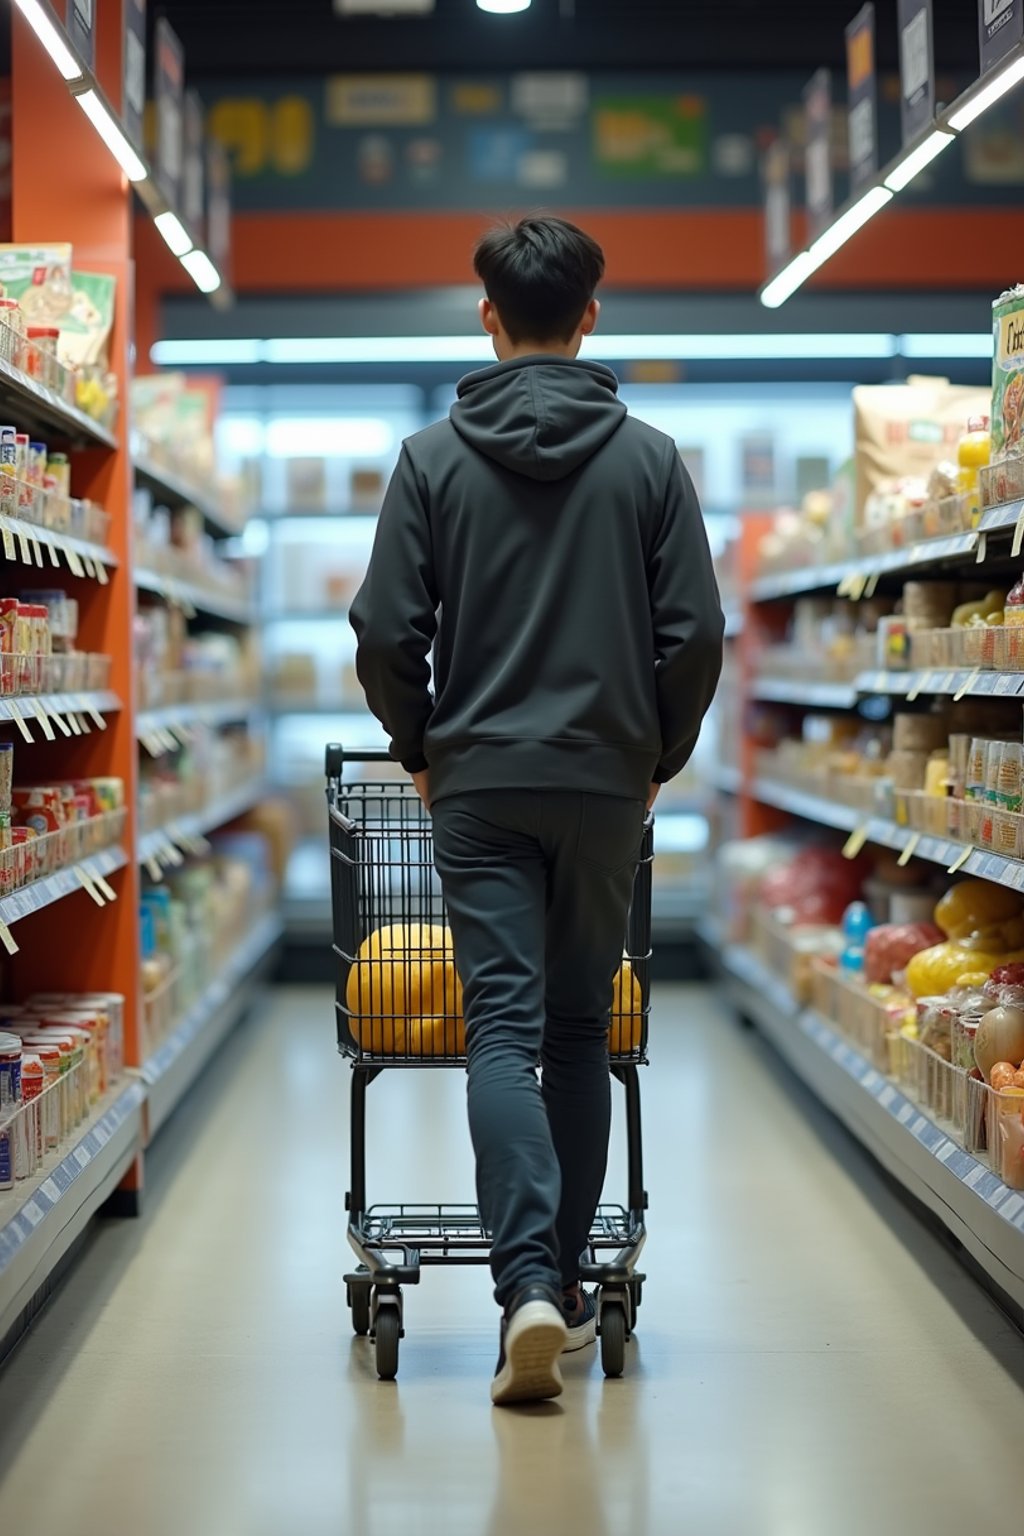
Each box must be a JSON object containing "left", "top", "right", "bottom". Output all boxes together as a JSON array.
[
  {"left": 599, "top": 1298, "right": 627, "bottom": 1379},
  {"left": 348, "top": 1270, "right": 372, "bottom": 1336},
  {"left": 374, "top": 1301, "right": 401, "bottom": 1381}
]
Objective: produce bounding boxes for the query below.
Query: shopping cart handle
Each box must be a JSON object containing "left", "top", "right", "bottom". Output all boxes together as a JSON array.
[{"left": 325, "top": 743, "right": 396, "bottom": 778}]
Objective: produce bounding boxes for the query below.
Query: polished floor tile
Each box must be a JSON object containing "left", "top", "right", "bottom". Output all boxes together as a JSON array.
[{"left": 0, "top": 983, "right": 1022, "bottom": 1536}]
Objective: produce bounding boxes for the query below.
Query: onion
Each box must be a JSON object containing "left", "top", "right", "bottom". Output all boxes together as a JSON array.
[{"left": 975, "top": 1006, "right": 1024, "bottom": 1083}]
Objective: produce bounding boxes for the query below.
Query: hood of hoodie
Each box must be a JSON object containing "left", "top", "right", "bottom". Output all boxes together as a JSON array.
[{"left": 450, "top": 356, "right": 628, "bottom": 483}]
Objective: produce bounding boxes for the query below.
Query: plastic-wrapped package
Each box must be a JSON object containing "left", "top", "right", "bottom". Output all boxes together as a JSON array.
[{"left": 864, "top": 922, "right": 943, "bottom": 985}]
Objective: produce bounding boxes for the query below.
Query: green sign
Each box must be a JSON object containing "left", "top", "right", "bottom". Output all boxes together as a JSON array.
[{"left": 593, "top": 95, "right": 707, "bottom": 179}]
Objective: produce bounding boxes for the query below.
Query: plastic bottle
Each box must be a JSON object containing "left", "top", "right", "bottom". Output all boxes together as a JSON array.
[{"left": 958, "top": 414, "right": 992, "bottom": 526}]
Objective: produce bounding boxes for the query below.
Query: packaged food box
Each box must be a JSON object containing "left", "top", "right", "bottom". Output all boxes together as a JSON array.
[{"left": 992, "top": 285, "right": 1024, "bottom": 463}]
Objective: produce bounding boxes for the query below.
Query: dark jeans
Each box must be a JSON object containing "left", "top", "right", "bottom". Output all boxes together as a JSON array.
[{"left": 431, "top": 789, "right": 644, "bottom": 1307}]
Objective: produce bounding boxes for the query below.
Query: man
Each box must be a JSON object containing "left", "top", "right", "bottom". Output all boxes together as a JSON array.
[{"left": 351, "top": 215, "right": 723, "bottom": 1406}]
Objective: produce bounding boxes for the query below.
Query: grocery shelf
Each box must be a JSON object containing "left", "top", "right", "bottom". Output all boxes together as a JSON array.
[
  {"left": 0, "top": 511, "right": 118, "bottom": 574},
  {"left": 750, "top": 532, "right": 980, "bottom": 603},
  {"left": 142, "top": 911, "right": 283, "bottom": 1139},
  {"left": 0, "top": 1078, "right": 145, "bottom": 1343},
  {"left": 265, "top": 610, "right": 350, "bottom": 624},
  {"left": 751, "top": 677, "right": 859, "bottom": 708},
  {"left": 0, "top": 844, "right": 129, "bottom": 930},
  {"left": 136, "top": 697, "right": 262, "bottom": 741},
  {"left": 857, "top": 668, "right": 1024, "bottom": 701},
  {"left": 0, "top": 351, "right": 118, "bottom": 453},
  {"left": 134, "top": 568, "right": 255, "bottom": 625},
  {"left": 716, "top": 940, "right": 1024, "bottom": 1317},
  {"left": 138, "top": 779, "right": 267, "bottom": 872},
  {"left": 0, "top": 690, "right": 120, "bottom": 738},
  {"left": 752, "top": 775, "right": 1024, "bottom": 894},
  {"left": 133, "top": 452, "right": 242, "bottom": 540},
  {"left": 710, "top": 763, "right": 743, "bottom": 795}
]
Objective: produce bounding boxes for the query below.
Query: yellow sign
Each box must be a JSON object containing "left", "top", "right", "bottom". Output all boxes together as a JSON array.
[{"left": 326, "top": 75, "right": 437, "bottom": 127}]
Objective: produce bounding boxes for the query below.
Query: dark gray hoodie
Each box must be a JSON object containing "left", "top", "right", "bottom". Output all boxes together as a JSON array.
[{"left": 350, "top": 355, "right": 724, "bottom": 803}]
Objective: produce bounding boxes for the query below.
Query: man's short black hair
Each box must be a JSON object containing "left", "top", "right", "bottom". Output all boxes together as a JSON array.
[{"left": 474, "top": 216, "right": 606, "bottom": 346}]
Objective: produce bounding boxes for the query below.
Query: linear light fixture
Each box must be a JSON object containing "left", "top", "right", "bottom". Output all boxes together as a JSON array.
[
  {"left": 477, "top": 0, "right": 531, "bottom": 10},
  {"left": 180, "top": 250, "right": 223, "bottom": 295},
  {"left": 74, "top": 88, "right": 148, "bottom": 182},
  {"left": 760, "top": 252, "right": 820, "bottom": 311},
  {"left": 948, "top": 52, "right": 1024, "bottom": 130},
  {"left": 154, "top": 211, "right": 194, "bottom": 258},
  {"left": 884, "top": 127, "right": 955, "bottom": 191},
  {"left": 808, "top": 185, "right": 893, "bottom": 265},
  {"left": 151, "top": 332, "right": 996, "bottom": 369},
  {"left": 12, "top": 0, "right": 82, "bottom": 80}
]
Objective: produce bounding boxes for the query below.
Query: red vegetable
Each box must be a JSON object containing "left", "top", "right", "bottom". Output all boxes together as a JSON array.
[
  {"left": 864, "top": 922, "right": 945, "bottom": 985},
  {"left": 760, "top": 848, "right": 869, "bottom": 927}
]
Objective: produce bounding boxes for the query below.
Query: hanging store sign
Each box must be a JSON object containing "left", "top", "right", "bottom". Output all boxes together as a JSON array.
[
  {"left": 980, "top": 0, "right": 1024, "bottom": 73},
  {"left": 67, "top": 0, "right": 95, "bottom": 70},
  {"left": 803, "top": 69, "right": 832, "bottom": 243},
  {"left": 897, "top": 0, "right": 935, "bottom": 144},
  {"left": 846, "top": 4, "right": 878, "bottom": 193},
  {"left": 206, "top": 137, "right": 232, "bottom": 283},
  {"left": 155, "top": 18, "right": 186, "bottom": 210},
  {"left": 183, "top": 91, "right": 206, "bottom": 232},
  {"left": 123, "top": 0, "right": 147, "bottom": 153},
  {"left": 763, "top": 138, "right": 791, "bottom": 275}
]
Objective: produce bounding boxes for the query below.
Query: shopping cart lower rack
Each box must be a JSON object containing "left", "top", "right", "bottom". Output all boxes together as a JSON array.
[{"left": 327, "top": 744, "right": 653, "bottom": 1381}]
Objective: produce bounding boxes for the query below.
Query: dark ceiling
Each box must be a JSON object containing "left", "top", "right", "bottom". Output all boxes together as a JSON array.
[{"left": 153, "top": 1, "right": 979, "bottom": 78}]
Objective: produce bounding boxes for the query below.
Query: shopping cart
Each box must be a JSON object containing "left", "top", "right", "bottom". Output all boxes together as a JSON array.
[{"left": 327, "top": 743, "right": 652, "bottom": 1381}]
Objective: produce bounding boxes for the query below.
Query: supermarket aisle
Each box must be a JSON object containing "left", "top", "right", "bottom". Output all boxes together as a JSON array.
[{"left": 0, "top": 984, "right": 1023, "bottom": 1536}]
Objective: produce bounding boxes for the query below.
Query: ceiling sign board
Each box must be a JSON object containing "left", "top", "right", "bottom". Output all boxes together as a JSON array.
[
  {"left": 980, "top": 0, "right": 1024, "bottom": 72},
  {"left": 155, "top": 18, "right": 186, "bottom": 211},
  {"left": 846, "top": 3, "right": 878, "bottom": 194},
  {"left": 763, "top": 138, "right": 791, "bottom": 275},
  {"left": 67, "top": 0, "right": 95, "bottom": 70},
  {"left": 803, "top": 69, "right": 833, "bottom": 244},
  {"left": 123, "top": 0, "right": 147, "bottom": 153},
  {"left": 897, "top": 0, "right": 935, "bottom": 144}
]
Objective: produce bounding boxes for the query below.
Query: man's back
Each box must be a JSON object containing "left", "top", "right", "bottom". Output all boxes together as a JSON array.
[{"left": 352, "top": 354, "right": 722, "bottom": 805}]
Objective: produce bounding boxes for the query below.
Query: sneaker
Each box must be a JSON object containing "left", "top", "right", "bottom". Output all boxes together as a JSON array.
[
  {"left": 491, "top": 1285, "right": 568, "bottom": 1406},
  {"left": 561, "top": 1287, "right": 597, "bottom": 1352}
]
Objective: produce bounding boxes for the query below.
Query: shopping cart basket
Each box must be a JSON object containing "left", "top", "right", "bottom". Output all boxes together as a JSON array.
[{"left": 327, "top": 743, "right": 652, "bottom": 1381}]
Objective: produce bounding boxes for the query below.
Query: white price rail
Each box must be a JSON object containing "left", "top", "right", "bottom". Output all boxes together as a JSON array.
[
  {"left": 0, "top": 690, "right": 120, "bottom": 740},
  {"left": 750, "top": 677, "right": 859, "bottom": 709},
  {"left": 716, "top": 941, "right": 1024, "bottom": 1314},
  {"left": 0, "top": 512, "right": 117, "bottom": 576},
  {"left": 138, "top": 779, "right": 266, "bottom": 872},
  {"left": 0, "top": 1078, "right": 145, "bottom": 1340},
  {"left": 0, "top": 844, "right": 128, "bottom": 931},
  {"left": 750, "top": 529, "right": 988, "bottom": 604},
  {"left": 136, "top": 697, "right": 261, "bottom": 753}
]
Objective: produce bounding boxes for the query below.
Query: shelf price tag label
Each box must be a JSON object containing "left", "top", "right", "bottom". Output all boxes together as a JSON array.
[
  {"left": 6, "top": 700, "right": 33, "bottom": 744},
  {"left": 0, "top": 918, "right": 19, "bottom": 956},
  {"left": 864, "top": 571, "right": 881, "bottom": 598},
  {"left": 976, "top": 531, "right": 988, "bottom": 565},
  {"left": 145, "top": 855, "right": 163, "bottom": 883},
  {"left": 948, "top": 844, "right": 974, "bottom": 874},
  {"left": 30, "top": 536, "right": 43, "bottom": 569},
  {"left": 47, "top": 540, "right": 60, "bottom": 569},
  {"left": 86, "top": 704, "right": 106, "bottom": 730},
  {"left": 65, "top": 549, "right": 85, "bottom": 578},
  {"left": 93, "top": 873, "right": 118, "bottom": 902},
  {"left": 16, "top": 532, "right": 30, "bottom": 566},
  {"left": 842, "top": 824, "right": 870, "bottom": 859},
  {"left": 954, "top": 667, "right": 982, "bottom": 702},
  {"left": 74, "top": 865, "right": 106, "bottom": 906},
  {"left": 28, "top": 700, "right": 55, "bottom": 742},
  {"left": 1013, "top": 504, "right": 1024, "bottom": 560},
  {"left": 897, "top": 832, "right": 921, "bottom": 867},
  {"left": 50, "top": 706, "right": 72, "bottom": 739},
  {"left": 907, "top": 673, "right": 926, "bottom": 702},
  {"left": 0, "top": 524, "right": 15, "bottom": 562},
  {"left": 82, "top": 556, "right": 96, "bottom": 579},
  {"left": 94, "top": 558, "right": 109, "bottom": 586}
]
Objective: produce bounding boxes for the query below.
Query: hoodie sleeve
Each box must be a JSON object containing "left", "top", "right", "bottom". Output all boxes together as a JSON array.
[
  {"left": 350, "top": 446, "right": 438, "bottom": 773},
  {"left": 647, "top": 443, "right": 725, "bottom": 784}
]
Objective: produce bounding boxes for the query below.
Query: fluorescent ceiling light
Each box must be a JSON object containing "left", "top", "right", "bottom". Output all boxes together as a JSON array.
[
  {"left": 153, "top": 339, "right": 263, "bottom": 366},
  {"left": 899, "top": 332, "right": 992, "bottom": 358},
  {"left": 265, "top": 418, "right": 395, "bottom": 457},
  {"left": 12, "top": 0, "right": 82, "bottom": 81},
  {"left": 154, "top": 330, "right": 914, "bottom": 368},
  {"left": 949, "top": 53, "right": 1024, "bottom": 130},
  {"left": 154, "top": 211, "right": 193, "bottom": 258},
  {"left": 760, "top": 251, "right": 819, "bottom": 310},
  {"left": 477, "top": 0, "right": 531, "bottom": 9},
  {"left": 808, "top": 184, "right": 893, "bottom": 265},
  {"left": 180, "top": 249, "right": 223, "bottom": 295},
  {"left": 75, "top": 88, "right": 148, "bottom": 181},
  {"left": 885, "top": 128, "right": 955, "bottom": 191}
]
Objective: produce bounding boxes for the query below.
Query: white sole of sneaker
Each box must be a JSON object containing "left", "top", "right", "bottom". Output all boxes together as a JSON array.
[
  {"left": 491, "top": 1301, "right": 568, "bottom": 1406},
  {"left": 562, "top": 1317, "right": 597, "bottom": 1352}
]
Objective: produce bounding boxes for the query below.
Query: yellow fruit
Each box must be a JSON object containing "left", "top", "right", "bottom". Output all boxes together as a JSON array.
[
  {"left": 609, "top": 960, "right": 643, "bottom": 1055},
  {"left": 346, "top": 924, "right": 461, "bottom": 1051},
  {"left": 934, "top": 880, "right": 1024, "bottom": 941}
]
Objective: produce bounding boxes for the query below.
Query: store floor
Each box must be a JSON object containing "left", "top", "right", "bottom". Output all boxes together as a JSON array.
[{"left": 1, "top": 984, "right": 1023, "bottom": 1535}]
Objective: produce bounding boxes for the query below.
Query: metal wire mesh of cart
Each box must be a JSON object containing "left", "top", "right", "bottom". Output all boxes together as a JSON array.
[{"left": 329, "top": 775, "right": 653, "bottom": 1067}]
